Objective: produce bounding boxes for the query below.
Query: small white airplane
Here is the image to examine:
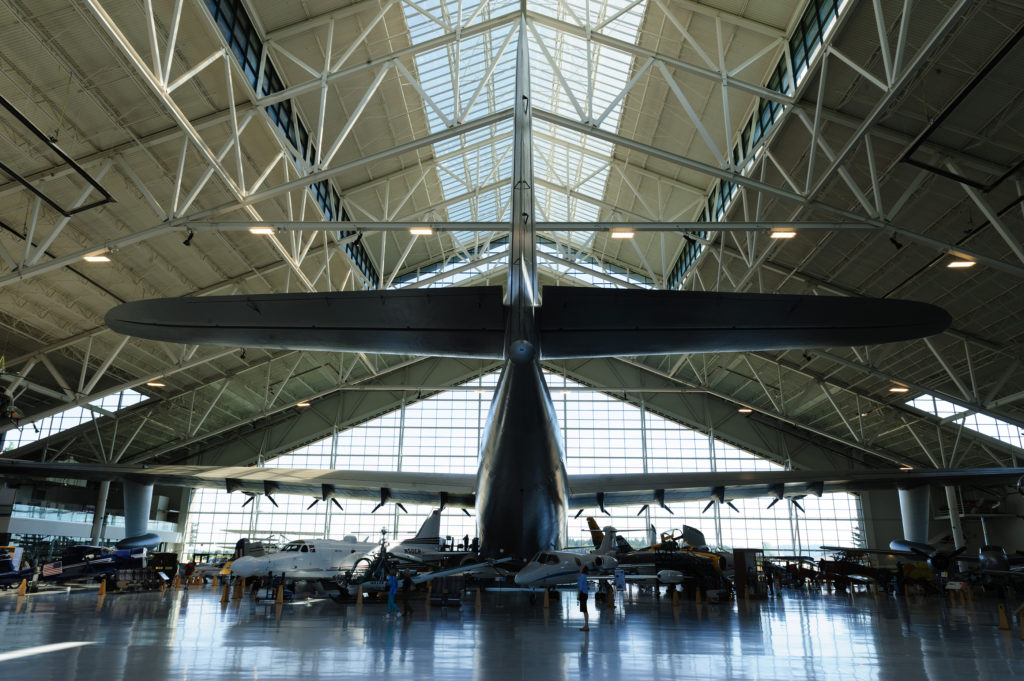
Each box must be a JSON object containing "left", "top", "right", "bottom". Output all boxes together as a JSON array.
[
  {"left": 228, "top": 535, "right": 376, "bottom": 581},
  {"left": 514, "top": 527, "right": 619, "bottom": 587}
]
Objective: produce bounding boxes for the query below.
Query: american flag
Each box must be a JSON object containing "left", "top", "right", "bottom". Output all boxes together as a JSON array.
[{"left": 42, "top": 561, "right": 62, "bottom": 577}]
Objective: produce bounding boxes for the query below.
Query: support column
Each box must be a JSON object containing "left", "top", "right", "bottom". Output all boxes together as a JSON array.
[
  {"left": 944, "top": 486, "right": 966, "bottom": 549},
  {"left": 898, "top": 486, "right": 930, "bottom": 544},
  {"left": 90, "top": 480, "right": 111, "bottom": 544},
  {"left": 120, "top": 481, "right": 157, "bottom": 548}
]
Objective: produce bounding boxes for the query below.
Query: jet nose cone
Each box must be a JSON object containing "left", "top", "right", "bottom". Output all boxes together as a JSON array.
[
  {"left": 514, "top": 565, "right": 537, "bottom": 585},
  {"left": 230, "top": 556, "right": 260, "bottom": 577}
]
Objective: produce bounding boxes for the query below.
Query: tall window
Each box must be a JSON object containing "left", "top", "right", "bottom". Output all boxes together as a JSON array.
[{"left": 184, "top": 373, "right": 863, "bottom": 557}]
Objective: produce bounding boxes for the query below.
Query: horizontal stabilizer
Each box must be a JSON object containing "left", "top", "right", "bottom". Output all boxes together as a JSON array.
[
  {"left": 538, "top": 287, "right": 950, "bottom": 358},
  {"left": 105, "top": 287, "right": 507, "bottom": 359}
]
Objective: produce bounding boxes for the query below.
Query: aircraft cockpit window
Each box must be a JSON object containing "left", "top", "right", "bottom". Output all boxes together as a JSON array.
[
  {"left": 282, "top": 543, "right": 302, "bottom": 552},
  {"left": 538, "top": 553, "right": 559, "bottom": 565}
]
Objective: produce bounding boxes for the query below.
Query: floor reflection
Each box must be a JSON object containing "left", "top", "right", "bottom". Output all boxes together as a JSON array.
[{"left": 0, "top": 587, "right": 1021, "bottom": 680}]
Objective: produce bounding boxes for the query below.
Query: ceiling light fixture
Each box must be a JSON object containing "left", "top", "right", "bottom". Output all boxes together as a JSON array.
[
  {"left": 249, "top": 226, "right": 275, "bottom": 235},
  {"left": 737, "top": 407, "right": 752, "bottom": 414},
  {"left": 899, "top": 466, "right": 914, "bottom": 471},
  {"left": 296, "top": 401, "right": 311, "bottom": 408},
  {"left": 83, "top": 252, "right": 111, "bottom": 262},
  {"left": 947, "top": 259, "right": 975, "bottom": 268},
  {"left": 770, "top": 229, "right": 796, "bottom": 239},
  {"left": 409, "top": 227, "right": 433, "bottom": 236},
  {"left": 610, "top": 229, "right": 634, "bottom": 239},
  {"left": 889, "top": 386, "right": 909, "bottom": 393},
  {"left": 145, "top": 381, "right": 165, "bottom": 388}
]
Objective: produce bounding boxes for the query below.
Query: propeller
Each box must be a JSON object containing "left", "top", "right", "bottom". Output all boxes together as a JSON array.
[
  {"left": 371, "top": 488, "right": 407, "bottom": 513},
  {"left": 597, "top": 492, "right": 611, "bottom": 517},
  {"left": 703, "top": 486, "right": 738, "bottom": 513},
  {"left": 307, "top": 484, "right": 344, "bottom": 510}
]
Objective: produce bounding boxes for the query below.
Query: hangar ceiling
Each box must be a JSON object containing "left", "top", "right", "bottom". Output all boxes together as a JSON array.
[{"left": 0, "top": 0, "right": 1022, "bottom": 478}]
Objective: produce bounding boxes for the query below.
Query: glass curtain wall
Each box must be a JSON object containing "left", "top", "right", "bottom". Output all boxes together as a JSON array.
[{"left": 184, "top": 373, "right": 863, "bottom": 557}]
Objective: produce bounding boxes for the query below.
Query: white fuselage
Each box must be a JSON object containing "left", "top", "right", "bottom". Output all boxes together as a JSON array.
[
  {"left": 514, "top": 550, "right": 618, "bottom": 588},
  {"left": 230, "top": 537, "right": 376, "bottom": 580}
]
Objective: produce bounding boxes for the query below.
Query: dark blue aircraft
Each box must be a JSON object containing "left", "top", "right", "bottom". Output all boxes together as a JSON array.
[{"left": 0, "top": 545, "right": 148, "bottom": 589}]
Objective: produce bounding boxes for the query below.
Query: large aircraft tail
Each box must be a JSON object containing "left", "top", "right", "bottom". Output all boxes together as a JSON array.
[
  {"left": 232, "top": 539, "right": 267, "bottom": 559},
  {"left": 596, "top": 527, "right": 617, "bottom": 555},
  {"left": 586, "top": 517, "right": 604, "bottom": 548},
  {"left": 416, "top": 510, "right": 442, "bottom": 539}
]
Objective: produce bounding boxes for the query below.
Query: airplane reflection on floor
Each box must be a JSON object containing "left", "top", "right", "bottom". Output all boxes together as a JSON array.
[{"left": 0, "top": 589, "right": 1020, "bottom": 680}]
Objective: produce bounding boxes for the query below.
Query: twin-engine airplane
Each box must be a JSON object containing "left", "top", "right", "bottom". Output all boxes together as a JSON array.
[{"left": 1, "top": 24, "right": 1021, "bottom": 558}]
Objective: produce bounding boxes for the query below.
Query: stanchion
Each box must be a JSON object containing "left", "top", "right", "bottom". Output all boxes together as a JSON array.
[
  {"left": 98, "top": 579, "right": 107, "bottom": 597},
  {"left": 173, "top": 574, "right": 180, "bottom": 589},
  {"left": 542, "top": 588, "right": 549, "bottom": 609},
  {"left": 998, "top": 603, "right": 1011, "bottom": 630},
  {"left": 221, "top": 584, "right": 230, "bottom": 604},
  {"left": 967, "top": 587, "right": 974, "bottom": 608},
  {"left": 475, "top": 587, "right": 481, "bottom": 609},
  {"left": 425, "top": 582, "right": 432, "bottom": 612},
  {"left": 672, "top": 588, "right": 679, "bottom": 607},
  {"left": 16, "top": 579, "right": 26, "bottom": 597},
  {"left": 212, "top": 575, "right": 218, "bottom": 589},
  {"left": 275, "top": 584, "right": 284, "bottom": 604},
  {"left": 695, "top": 588, "right": 702, "bottom": 604},
  {"left": 356, "top": 588, "right": 364, "bottom": 606}
]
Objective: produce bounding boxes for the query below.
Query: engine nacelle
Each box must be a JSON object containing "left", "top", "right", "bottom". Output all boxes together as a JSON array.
[{"left": 657, "top": 570, "right": 684, "bottom": 584}]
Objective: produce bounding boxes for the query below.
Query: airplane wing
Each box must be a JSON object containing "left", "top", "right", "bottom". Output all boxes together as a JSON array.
[
  {"left": 0, "top": 460, "right": 476, "bottom": 509},
  {"left": 565, "top": 468, "right": 1024, "bottom": 510}
]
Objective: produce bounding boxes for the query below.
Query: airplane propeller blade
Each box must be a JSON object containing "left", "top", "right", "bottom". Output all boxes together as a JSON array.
[
  {"left": 952, "top": 546, "right": 967, "bottom": 558},
  {"left": 791, "top": 499, "right": 805, "bottom": 513},
  {"left": 396, "top": 503, "right": 408, "bottom": 513},
  {"left": 331, "top": 498, "right": 343, "bottom": 511},
  {"left": 636, "top": 504, "right": 649, "bottom": 516},
  {"left": 766, "top": 498, "right": 780, "bottom": 510},
  {"left": 702, "top": 500, "right": 715, "bottom": 514},
  {"left": 574, "top": 509, "right": 585, "bottom": 519},
  {"left": 241, "top": 495, "right": 255, "bottom": 508},
  {"left": 265, "top": 494, "right": 279, "bottom": 508},
  {"left": 461, "top": 508, "right": 471, "bottom": 517},
  {"left": 370, "top": 502, "right": 385, "bottom": 514},
  {"left": 726, "top": 501, "right": 739, "bottom": 513},
  {"left": 306, "top": 499, "right": 320, "bottom": 510}
]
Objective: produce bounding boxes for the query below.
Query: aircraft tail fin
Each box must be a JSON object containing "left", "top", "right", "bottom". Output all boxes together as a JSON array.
[
  {"left": 415, "top": 510, "right": 442, "bottom": 539},
  {"left": 597, "top": 527, "right": 617, "bottom": 555},
  {"left": 233, "top": 539, "right": 266, "bottom": 559},
  {"left": 647, "top": 525, "right": 657, "bottom": 548},
  {"left": 586, "top": 517, "right": 604, "bottom": 548}
]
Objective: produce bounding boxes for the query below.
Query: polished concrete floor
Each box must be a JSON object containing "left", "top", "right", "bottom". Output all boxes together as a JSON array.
[{"left": 0, "top": 585, "right": 1021, "bottom": 680}]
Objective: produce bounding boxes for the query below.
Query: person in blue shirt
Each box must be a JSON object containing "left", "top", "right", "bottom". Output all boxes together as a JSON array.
[
  {"left": 577, "top": 566, "right": 590, "bottom": 631},
  {"left": 386, "top": 570, "right": 400, "bottom": 617}
]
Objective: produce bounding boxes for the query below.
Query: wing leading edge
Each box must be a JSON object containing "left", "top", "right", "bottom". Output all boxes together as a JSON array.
[
  {"left": 567, "top": 468, "right": 1024, "bottom": 509},
  {"left": 0, "top": 460, "right": 476, "bottom": 509}
]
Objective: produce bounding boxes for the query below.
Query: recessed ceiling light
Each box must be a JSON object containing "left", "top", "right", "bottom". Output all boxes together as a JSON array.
[
  {"left": 889, "top": 386, "right": 909, "bottom": 393},
  {"left": 737, "top": 407, "right": 752, "bottom": 413},
  {"left": 409, "top": 227, "right": 433, "bottom": 236},
  {"left": 83, "top": 254, "right": 111, "bottom": 262},
  {"left": 946, "top": 260, "right": 975, "bottom": 268},
  {"left": 249, "top": 226, "right": 275, "bottom": 235},
  {"left": 610, "top": 229, "right": 634, "bottom": 239},
  {"left": 770, "top": 230, "right": 796, "bottom": 239},
  {"left": 296, "top": 401, "right": 311, "bottom": 407},
  {"left": 145, "top": 381, "right": 165, "bottom": 388},
  {"left": 899, "top": 466, "right": 914, "bottom": 471}
]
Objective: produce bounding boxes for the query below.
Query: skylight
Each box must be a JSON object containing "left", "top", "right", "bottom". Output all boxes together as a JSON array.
[
  {"left": 398, "top": 0, "right": 647, "bottom": 258},
  {"left": 3, "top": 389, "right": 149, "bottom": 451},
  {"left": 907, "top": 394, "right": 1024, "bottom": 451}
]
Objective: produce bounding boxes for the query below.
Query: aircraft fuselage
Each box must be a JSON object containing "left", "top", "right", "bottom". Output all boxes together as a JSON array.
[{"left": 475, "top": 352, "right": 567, "bottom": 559}]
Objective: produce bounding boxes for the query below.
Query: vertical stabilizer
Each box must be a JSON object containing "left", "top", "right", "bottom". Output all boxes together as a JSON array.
[
  {"left": 597, "top": 526, "right": 617, "bottom": 555},
  {"left": 416, "top": 509, "right": 442, "bottom": 539},
  {"left": 586, "top": 517, "right": 604, "bottom": 548}
]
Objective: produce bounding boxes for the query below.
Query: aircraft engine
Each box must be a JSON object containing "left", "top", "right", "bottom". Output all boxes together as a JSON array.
[{"left": 657, "top": 570, "right": 684, "bottom": 584}]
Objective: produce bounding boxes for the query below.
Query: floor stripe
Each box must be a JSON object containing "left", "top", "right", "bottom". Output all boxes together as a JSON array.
[{"left": 0, "top": 642, "right": 93, "bottom": 662}]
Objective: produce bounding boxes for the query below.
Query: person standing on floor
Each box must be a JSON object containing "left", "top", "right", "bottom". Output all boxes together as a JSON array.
[
  {"left": 386, "top": 570, "right": 400, "bottom": 617},
  {"left": 401, "top": 570, "right": 414, "bottom": 617},
  {"left": 577, "top": 566, "right": 590, "bottom": 631}
]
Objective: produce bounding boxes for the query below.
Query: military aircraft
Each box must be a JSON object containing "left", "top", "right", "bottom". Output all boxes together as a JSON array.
[
  {"left": 0, "top": 545, "right": 148, "bottom": 589},
  {"left": 2, "top": 25, "right": 1022, "bottom": 560}
]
